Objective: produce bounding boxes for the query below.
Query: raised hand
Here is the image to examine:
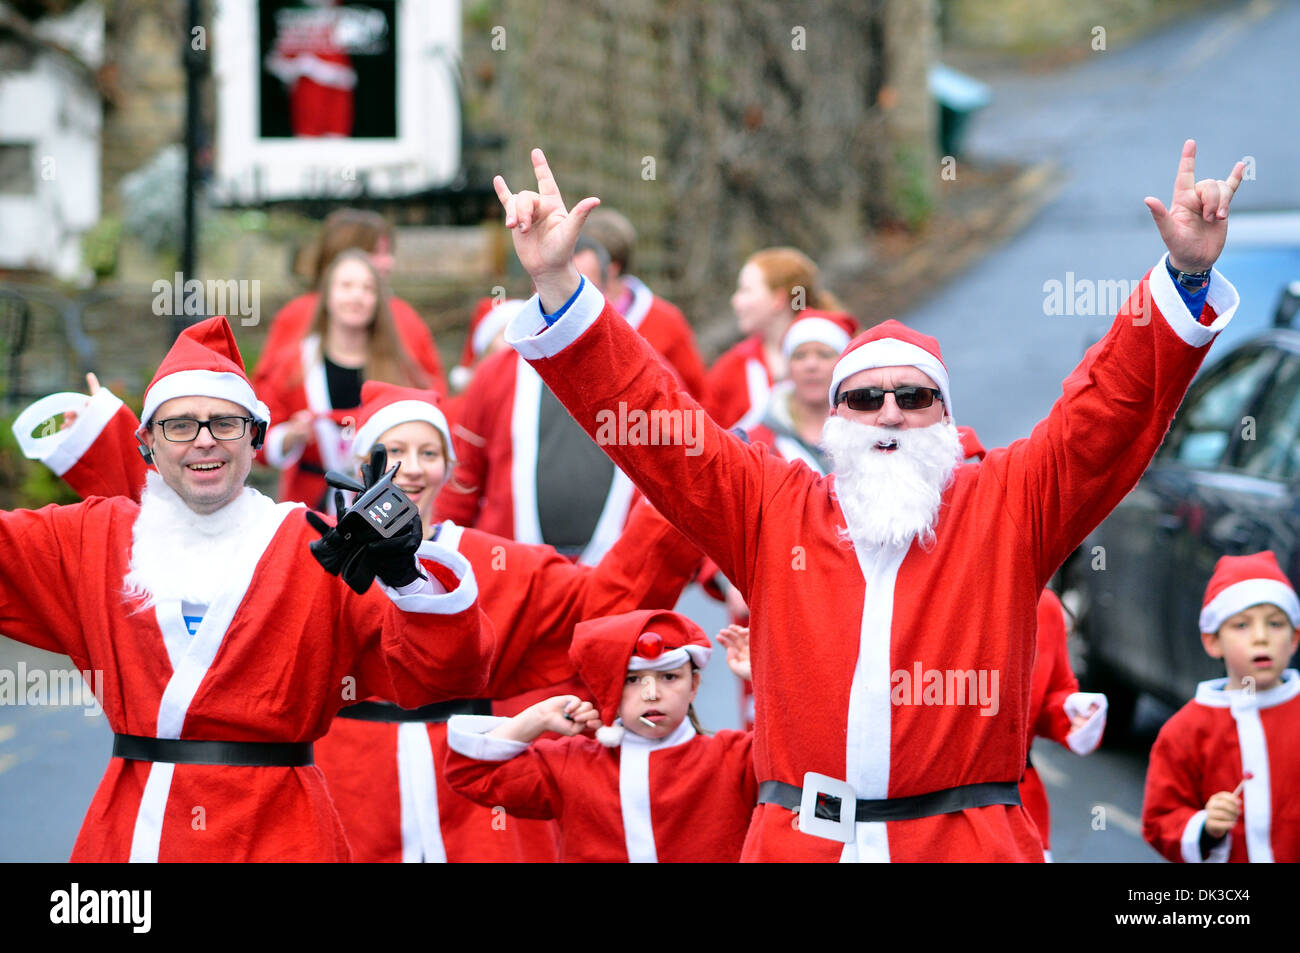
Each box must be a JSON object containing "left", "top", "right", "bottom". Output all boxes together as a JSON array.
[
  {"left": 493, "top": 148, "right": 600, "bottom": 312},
  {"left": 60, "top": 372, "right": 102, "bottom": 431},
  {"left": 717, "top": 623, "right": 752, "bottom": 682},
  {"left": 1144, "top": 139, "right": 1246, "bottom": 273}
]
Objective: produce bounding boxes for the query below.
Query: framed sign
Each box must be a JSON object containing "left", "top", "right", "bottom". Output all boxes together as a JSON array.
[{"left": 213, "top": 0, "right": 461, "bottom": 202}]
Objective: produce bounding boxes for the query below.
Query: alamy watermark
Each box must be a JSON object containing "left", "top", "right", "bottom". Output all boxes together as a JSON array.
[
  {"left": 152, "top": 272, "right": 261, "bottom": 326},
  {"left": 890, "top": 662, "right": 1000, "bottom": 716},
  {"left": 0, "top": 663, "right": 103, "bottom": 716},
  {"left": 594, "top": 402, "right": 705, "bottom": 457}
]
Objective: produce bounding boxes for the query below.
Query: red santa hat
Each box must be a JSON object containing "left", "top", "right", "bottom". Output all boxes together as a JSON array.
[
  {"left": 569, "top": 609, "right": 712, "bottom": 746},
  {"left": 957, "top": 425, "right": 986, "bottom": 462},
  {"left": 828, "top": 319, "right": 952, "bottom": 417},
  {"left": 1199, "top": 551, "right": 1300, "bottom": 635},
  {"left": 449, "top": 297, "right": 528, "bottom": 392},
  {"left": 140, "top": 316, "right": 269, "bottom": 427},
  {"left": 781, "top": 309, "right": 859, "bottom": 359},
  {"left": 349, "top": 380, "right": 456, "bottom": 465}
]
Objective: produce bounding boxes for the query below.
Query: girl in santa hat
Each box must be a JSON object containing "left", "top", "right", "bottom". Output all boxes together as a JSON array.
[
  {"left": 702, "top": 247, "right": 843, "bottom": 430},
  {"left": 1142, "top": 551, "right": 1300, "bottom": 862},
  {"left": 259, "top": 248, "right": 432, "bottom": 511},
  {"left": 444, "top": 609, "right": 758, "bottom": 862},
  {"left": 313, "top": 382, "right": 705, "bottom": 862}
]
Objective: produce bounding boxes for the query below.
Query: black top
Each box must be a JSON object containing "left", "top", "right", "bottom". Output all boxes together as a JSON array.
[
  {"left": 323, "top": 354, "right": 364, "bottom": 410},
  {"left": 536, "top": 383, "right": 615, "bottom": 556}
]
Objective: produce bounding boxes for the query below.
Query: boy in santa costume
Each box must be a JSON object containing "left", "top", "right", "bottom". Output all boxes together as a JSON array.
[
  {"left": 3, "top": 316, "right": 489, "bottom": 861},
  {"left": 489, "top": 141, "right": 1244, "bottom": 861},
  {"left": 444, "top": 609, "right": 757, "bottom": 862},
  {"left": 1142, "top": 551, "right": 1300, "bottom": 862}
]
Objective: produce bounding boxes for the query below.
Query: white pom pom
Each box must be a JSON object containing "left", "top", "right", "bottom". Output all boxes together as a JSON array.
[
  {"left": 595, "top": 724, "right": 625, "bottom": 747},
  {"left": 449, "top": 365, "right": 473, "bottom": 393}
]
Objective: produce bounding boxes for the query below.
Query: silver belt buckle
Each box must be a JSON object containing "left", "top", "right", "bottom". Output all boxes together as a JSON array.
[{"left": 797, "top": 772, "right": 857, "bottom": 844}]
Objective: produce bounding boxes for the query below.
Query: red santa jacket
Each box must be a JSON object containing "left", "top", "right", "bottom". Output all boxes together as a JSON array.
[
  {"left": 444, "top": 716, "right": 756, "bottom": 862},
  {"left": 501, "top": 259, "right": 1239, "bottom": 861},
  {"left": 433, "top": 348, "right": 638, "bottom": 565},
  {"left": 702, "top": 334, "right": 774, "bottom": 429},
  {"left": 314, "top": 505, "right": 703, "bottom": 862},
  {"left": 0, "top": 480, "right": 490, "bottom": 862},
  {"left": 1142, "top": 671, "right": 1300, "bottom": 863}
]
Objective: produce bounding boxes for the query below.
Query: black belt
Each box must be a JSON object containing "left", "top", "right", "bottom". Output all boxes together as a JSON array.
[
  {"left": 336, "top": 698, "right": 493, "bottom": 724},
  {"left": 758, "top": 779, "right": 1021, "bottom": 824},
  {"left": 112, "top": 733, "right": 314, "bottom": 767}
]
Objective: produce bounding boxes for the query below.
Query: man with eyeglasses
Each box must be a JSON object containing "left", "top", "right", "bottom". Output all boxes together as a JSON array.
[
  {"left": 489, "top": 140, "right": 1244, "bottom": 861},
  {"left": 2, "top": 316, "right": 491, "bottom": 861}
]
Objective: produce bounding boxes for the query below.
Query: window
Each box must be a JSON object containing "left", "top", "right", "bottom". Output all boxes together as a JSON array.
[
  {"left": 0, "top": 143, "right": 35, "bottom": 195},
  {"left": 1231, "top": 353, "right": 1300, "bottom": 481},
  {"left": 1160, "top": 347, "right": 1277, "bottom": 469}
]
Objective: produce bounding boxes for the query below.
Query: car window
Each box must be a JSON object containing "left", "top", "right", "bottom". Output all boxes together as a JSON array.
[
  {"left": 1160, "top": 347, "right": 1277, "bottom": 469},
  {"left": 1231, "top": 353, "right": 1300, "bottom": 481}
]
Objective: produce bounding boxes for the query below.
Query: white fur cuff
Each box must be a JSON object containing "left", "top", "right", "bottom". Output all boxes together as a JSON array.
[{"left": 445, "top": 715, "right": 529, "bottom": 761}]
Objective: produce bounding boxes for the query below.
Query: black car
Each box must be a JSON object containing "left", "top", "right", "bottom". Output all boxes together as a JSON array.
[{"left": 1060, "top": 325, "right": 1300, "bottom": 737}]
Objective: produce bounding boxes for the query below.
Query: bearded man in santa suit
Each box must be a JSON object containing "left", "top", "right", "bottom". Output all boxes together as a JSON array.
[
  {"left": 490, "top": 141, "right": 1245, "bottom": 861},
  {"left": 1, "top": 316, "right": 490, "bottom": 862}
]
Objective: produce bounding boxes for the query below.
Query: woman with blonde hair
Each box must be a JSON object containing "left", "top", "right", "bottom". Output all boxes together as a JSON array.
[
  {"left": 260, "top": 248, "right": 430, "bottom": 509},
  {"left": 702, "top": 246, "right": 842, "bottom": 429}
]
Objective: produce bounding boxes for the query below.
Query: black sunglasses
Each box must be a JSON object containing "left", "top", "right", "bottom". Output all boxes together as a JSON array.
[{"left": 835, "top": 386, "right": 943, "bottom": 412}]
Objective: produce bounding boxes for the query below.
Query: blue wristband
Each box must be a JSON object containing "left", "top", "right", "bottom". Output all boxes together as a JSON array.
[
  {"left": 1166, "top": 258, "right": 1210, "bottom": 317},
  {"left": 541, "top": 277, "right": 585, "bottom": 327}
]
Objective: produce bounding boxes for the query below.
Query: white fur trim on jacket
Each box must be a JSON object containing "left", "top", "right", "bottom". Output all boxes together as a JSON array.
[
  {"left": 1064, "top": 692, "right": 1108, "bottom": 755},
  {"left": 379, "top": 539, "right": 477, "bottom": 615},
  {"left": 1181, "top": 810, "right": 1231, "bottom": 863},
  {"left": 1148, "top": 253, "right": 1238, "bottom": 348},
  {"left": 445, "top": 714, "right": 529, "bottom": 761},
  {"left": 505, "top": 278, "right": 605, "bottom": 360}
]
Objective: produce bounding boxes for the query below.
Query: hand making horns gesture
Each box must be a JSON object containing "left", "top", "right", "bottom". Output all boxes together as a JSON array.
[
  {"left": 1145, "top": 139, "right": 1246, "bottom": 273},
  {"left": 494, "top": 148, "right": 601, "bottom": 313}
]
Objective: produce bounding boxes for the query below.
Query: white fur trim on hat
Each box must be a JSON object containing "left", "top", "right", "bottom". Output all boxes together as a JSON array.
[
  {"left": 142, "top": 369, "right": 268, "bottom": 426},
  {"left": 1200, "top": 579, "right": 1300, "bottom": 634},
  {"left": 829, "top": 338, "right": 952, "bottom": 418},
  {"left": 351, "top": 399, "right": 457, "bottom": 465},
  {"left": 626, "top": 644, "right": 712, "bottom": 672},
  {"left": 783, "top": 317, "right": 851, "bottom": 359},
  {"left": 473, "top": 300, "right": 527, "bottom": 357}
]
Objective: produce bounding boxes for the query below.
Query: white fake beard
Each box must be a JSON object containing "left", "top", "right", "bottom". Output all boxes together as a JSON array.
[
  {"left": 123, "top": 470, "right": 276, "bottom": 610},
  {"left": 822, "top": 416, "right": 963, "bottom": 552}
]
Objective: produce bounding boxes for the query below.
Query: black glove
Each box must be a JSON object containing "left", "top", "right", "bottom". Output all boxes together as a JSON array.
[
  {"left": 364, "top": 511, "right": 425, "bottom": 590},
  {"left": 305, "top": 490, "right": 352, "bottom": 575}
]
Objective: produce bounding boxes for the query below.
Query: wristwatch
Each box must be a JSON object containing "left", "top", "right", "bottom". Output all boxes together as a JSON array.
[{"left": 1166, "top": 259, "right": 1211, "bottom": 292}]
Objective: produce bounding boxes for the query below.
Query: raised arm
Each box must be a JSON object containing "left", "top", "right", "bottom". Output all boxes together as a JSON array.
[
  {"left": 12, "top": 380, "right": 147, "bottom": 503},
  {"left": 494, "top": 150, "right": 788, "bottom": 594},
  {"left": 996, "top": 141, "right": 1244, "bottom": 580}
]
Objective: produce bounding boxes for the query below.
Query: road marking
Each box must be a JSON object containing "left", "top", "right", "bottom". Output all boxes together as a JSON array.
[
  {"left": 0, "top": 753, "right": 16, "bottom": 776},
  {"left": 0, "top": 725, "right": 15, "bottom": 744},
  {"left": 1094, "top": 801, "right": 1143, "bottom": 836}
]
